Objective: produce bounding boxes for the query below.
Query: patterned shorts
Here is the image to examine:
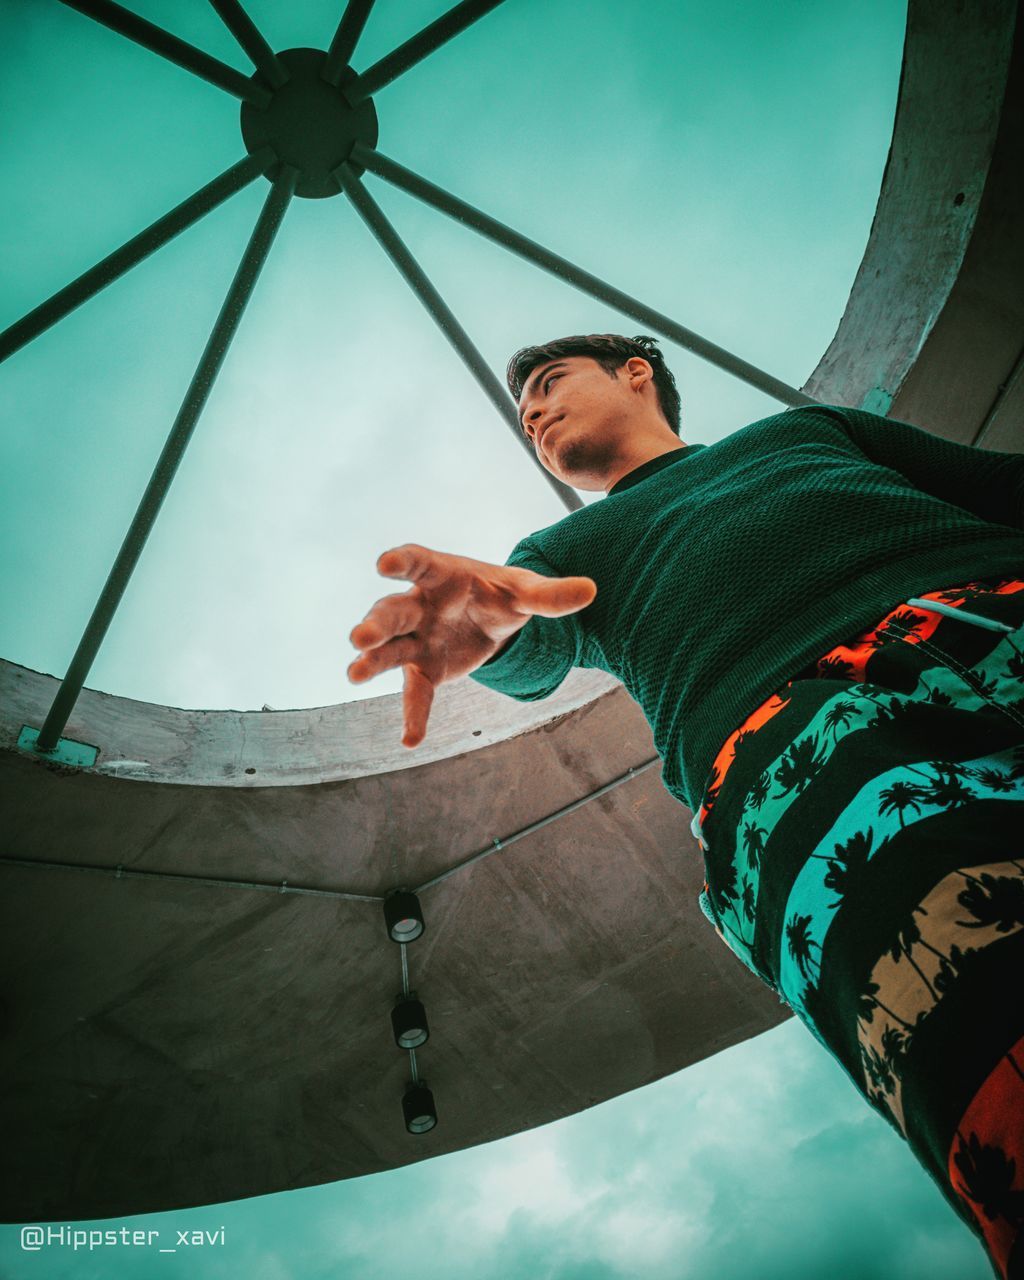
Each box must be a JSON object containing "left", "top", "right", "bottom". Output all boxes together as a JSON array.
[{"left": 691, "top": 574, "right": 1024, "bottom": 1279}]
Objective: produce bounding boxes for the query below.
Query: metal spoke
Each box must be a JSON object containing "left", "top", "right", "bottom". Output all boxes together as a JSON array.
[
  {"left": 347, "top": 0, "right": 506, "bottom": 103},
  {"left": 336, "top": 164, "right": 582, "bottom": 513},
  {"left": 208, "top": 0, "right": 288, "bottom": 89},
  {"left": 58, "top": 0, "right": 271, "bottom": 107},
  {"left": 0, "top": 151, "right": 272, "bottom": 367},
  {"left": 33, "top": 166, "right": 299, "bottom": 754},
  {"left": 353, "top": 145, "right": 818, "bottom": 409},
  {"left": 323, "top": 0, "right": 376, "bottom": 86}
]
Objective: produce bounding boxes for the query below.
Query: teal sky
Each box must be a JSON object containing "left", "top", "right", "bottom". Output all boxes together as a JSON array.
[{"left": 0, "top": 0, "right": 994, "bottom": 1276}]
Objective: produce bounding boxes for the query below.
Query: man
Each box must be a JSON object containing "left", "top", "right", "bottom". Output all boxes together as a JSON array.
[
  {"left": 350, "top": 334, "right": 1024, "bottom": 1276},
  {"left": 346, "top": 334, "right": 685, "bottom": 745}
]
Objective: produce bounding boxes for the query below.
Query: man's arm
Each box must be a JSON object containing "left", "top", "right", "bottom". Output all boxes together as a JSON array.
[
  {"left": 823, "top": 405, "right": 1024, "bottom": 529},
  {"left": 469, "top": 541, "right": 588, "bottom": 701}
]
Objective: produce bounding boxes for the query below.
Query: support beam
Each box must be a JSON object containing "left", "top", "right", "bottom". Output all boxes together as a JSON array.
[
  {"left": 335, "top": 164, "right": 582, "bottom": 512},
  {"left": 322, "top": 0, "right": 376, "bottom": 86},
  {"left": 208, "top": 0, "right": 289, "bottom": 89},
  {"left": 347, "top": 0, "right": 506, "bottom": 103},
  {"left": 352, "top": 144, "right": 818, "bottom": 409},
  {"left": 0, "top": 151, "right": 272, "bottom": 366},
  {"left": 58, "top": 0, "right": 271, "bottom": 107},
  {"left": 33, "top": 167, "right": 299, "bottom": 753}
]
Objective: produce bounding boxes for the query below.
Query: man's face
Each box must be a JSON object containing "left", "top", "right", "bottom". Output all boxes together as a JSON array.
[{"left": 516, "top": 355, "right": 637, "bottom": 490}]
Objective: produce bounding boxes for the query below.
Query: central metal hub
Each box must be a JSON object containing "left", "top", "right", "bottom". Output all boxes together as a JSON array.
[{"left": 240, "top": 48, "right": 379, "bottom": 199}]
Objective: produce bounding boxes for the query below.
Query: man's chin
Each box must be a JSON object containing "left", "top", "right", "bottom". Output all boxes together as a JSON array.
[
  {"left": 542, "top": 461, "right": 604, "bottom": 492},
  {"left": 541, "top": 442, "right": 609, "bottom": 491},
  {"left": 540, "top": 452, "right": 574, "bottom": 487}
]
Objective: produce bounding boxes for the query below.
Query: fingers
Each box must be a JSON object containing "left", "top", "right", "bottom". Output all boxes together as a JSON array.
[
  {"left": 401, "top": 664, "right": 435, "bottom": 748},
  {"left": 348, "top": 634, "right": 421, "bottom": 683},
  {"left": 349, "top": 589, "right": 423, "bottom": 650},
  {"left": 510, "top": 571, "right": 598, "bottom": 617},
  {"left": 377, "top": 543, "right": 451, "bottom": 591}
]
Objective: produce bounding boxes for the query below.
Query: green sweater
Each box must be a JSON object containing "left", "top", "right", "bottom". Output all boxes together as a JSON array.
[{"left": 469, "top": 405, "right": 1024, "bottom": 812}]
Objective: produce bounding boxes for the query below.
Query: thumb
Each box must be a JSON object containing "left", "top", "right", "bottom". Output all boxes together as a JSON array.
[{"left": 514, "top": 572, "right": 597, "bottom": 618}]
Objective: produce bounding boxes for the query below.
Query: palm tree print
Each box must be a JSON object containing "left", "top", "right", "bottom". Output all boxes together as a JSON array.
[
  {"left": 967, "top": 668, "right": 1001, "bottom": 701},
  {"left": 859, "top": 1040, "right": 896, "bottom": 1095},
  {"left": 921, "top": 770, "right": 975, "bottom": 810},
  {"left": 807, "top": 827, "right": 874, "bottom": 909},
  {"left": 926, "top": 686, "right": 955, "bottom": 707},
  {"left": 932, "top": 941, "right": 984, "bottom": 997},
  {"left": 935, "top": 582, "right": 988, "bottom": 602},
  {"left": 786, "top": 912, "right": 822, "bottom": 982},
  {"left": 822, "top": 698, "right": 859, "bottom": 739},
  {"left": 730, "top": 727, "right": 760, "bottom": 769},
  {"left": 866, "top": 697, "right": 941, "bottom": 735},
  {"left": 887, "top": 910, "right": 939, "bottom": 1001},
  {"left": 877, "top": 780, "right": 927, "bottom": 828},
  {"left": 898, "top": 904, "right": 951, "bottom": 971},
  {"left": 714, "top": 855, "right": 738, "bottom": 905},
  {"left": 879, "top": 1024, "right": 908, "bottom": 1078},
  {"left": 740, "top": 877, "right": 756, "bottom": 924},
  {"left": 701, "top": 765, "right": 721, "bottom": 815},
  {"left": 935, "top": 759, "right": 974, "bottom": 779},
  {"left": 952, "top": 1130, "right": 1024, "bottom": 1225},
  {"left": 686, "top": 574, "right": 1024, "bottom": 1269},
  {"left": 748, "top": 768, "right": 771, "bottom": 810},
  {"left": 956, "top": 872, "right": 1024, "bottom": 933},
  {"left": 740, "top": 819, "right": 767, "bottom": 870},
  {"left": 871, "top": 608, "right": 930, "bottom": 646},
  {"left": 816, "top": 655, "right": 855, "bottom": 680},
  {"left": 967, "top": 765, "right": 1018, "bottom": 793},
  {"left": 867, "top": 1088, "right": 901, "bottom": 1132},
  {"left": 773, "top": 733, "right": 828, "bottom": 798},
  {"left": 857, "top": 978, "right": 914, "bottom": 1031},
  {"left": 893, "top": 607, "right": 930, "bottom": 631}
]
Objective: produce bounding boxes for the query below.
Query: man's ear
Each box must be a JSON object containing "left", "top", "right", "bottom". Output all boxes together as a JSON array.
[{"left": 624, "top": 356, "right": 654, "bottom": 391}]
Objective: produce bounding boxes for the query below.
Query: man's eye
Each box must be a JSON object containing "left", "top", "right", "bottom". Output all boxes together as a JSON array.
[{"left": 544, "top": 374, "right": 561, "bottom": 392}]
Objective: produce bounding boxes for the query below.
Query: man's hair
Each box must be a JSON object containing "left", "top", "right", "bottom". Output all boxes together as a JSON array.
[{"left": 505, "top": 333, "right": 682, "bottom": 435}]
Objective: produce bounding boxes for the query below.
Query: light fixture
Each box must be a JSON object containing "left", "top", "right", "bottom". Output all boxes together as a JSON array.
[
  {"left": 402, "top": 1080, "right": 437, "bottom": 1134},
  {"left": 383, "top": 888, "right": 424, "bottom": 943},
  {"left": 391, "top": 993, "right": 429, "bottom": 1049}
]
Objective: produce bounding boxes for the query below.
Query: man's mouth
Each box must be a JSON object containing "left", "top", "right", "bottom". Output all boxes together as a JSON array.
[{"left": 539, "top": 414, "right": 565, "bottom": 448}]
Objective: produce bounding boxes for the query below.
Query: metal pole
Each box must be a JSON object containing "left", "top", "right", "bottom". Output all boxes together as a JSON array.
[
  {"left": 58, "top": 0, "right": 271, "bottom": 107},
  {"left": 335, "top": 165, "right": 582, "bottom": 513},
  {"left": 0, "top": 856, "right": 383, "bottom": 903},
  {"left": 973, "top": 339, "right": 1024, "bottom": 448},
  {"left": 34, "top": 166, "right": 299, "bottom": 753},
  {"left": 415, "top": 758, "right": 661, "bottom": 892},
  {"left": 0, "top": 151, "right": 272, "bottom": 366},
  {"left": 347, "top": 0, "right": 507, "bottom": 103},
  {"left": 352, "top": 145, "right": 818, "bottom": 410},
  {"left": 0, "top": 755, "right": 661, "bottom": 899},
  {"left": 323, "top": 0, "right": 376, "bottom": 86},
  {"left": 208, "top": 0, "right": 289, "bottom": 89}
]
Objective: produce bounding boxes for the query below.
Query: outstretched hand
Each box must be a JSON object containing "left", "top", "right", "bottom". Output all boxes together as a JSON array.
[{"left": 348, "top": 543, "right": 597, "bottom": 748}]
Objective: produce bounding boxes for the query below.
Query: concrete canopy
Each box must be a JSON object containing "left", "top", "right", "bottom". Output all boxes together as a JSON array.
[{"left": 2, "top": 0, "right": 1023, "bottom": 1222}]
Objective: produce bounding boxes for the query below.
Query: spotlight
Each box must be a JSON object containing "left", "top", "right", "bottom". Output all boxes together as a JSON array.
[
  {"left": 383, "top": 888, "right": 424, "bottom": 943},
  {"left": 391, "top": 993, "right": 429, "bottom": 1049},
  {"left": 402, "top": 1080, "right": 437, "bottom": 1134}
]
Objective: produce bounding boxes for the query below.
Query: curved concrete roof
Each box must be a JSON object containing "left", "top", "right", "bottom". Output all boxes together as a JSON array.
[{"left": 2, "top": 0, "right": 1022, "bottom": 1222}]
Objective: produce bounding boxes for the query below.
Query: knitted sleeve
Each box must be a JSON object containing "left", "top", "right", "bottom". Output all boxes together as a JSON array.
[
  {"left": 467, "top": 538, "right": 586, "bottom": 702},
  {"left": 827, "top": 406, "right": 1024, "bottom": 530}
]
